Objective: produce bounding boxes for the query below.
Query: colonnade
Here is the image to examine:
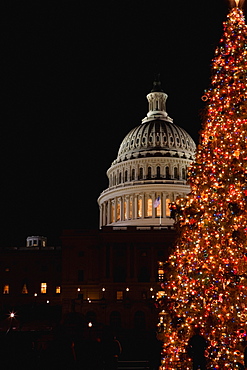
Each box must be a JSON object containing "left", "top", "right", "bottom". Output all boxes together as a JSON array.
[{"left": 99, "top": 191, "right": 183, "bottom": 227}]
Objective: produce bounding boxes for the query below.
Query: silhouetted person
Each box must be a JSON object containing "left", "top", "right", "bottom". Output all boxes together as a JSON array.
[
  {"left": 188, "top": 327, "right": 208, "bottom": 370},
  {"left": 103, "top": 335, "right": 122, "bottom": 370}
]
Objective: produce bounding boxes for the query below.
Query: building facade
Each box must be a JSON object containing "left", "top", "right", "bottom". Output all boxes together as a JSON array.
[
  {"left": 61, "top": 226, "right": 175, "bottom": 332},
  {"left": 0, "top": 236, "right": 62, "bottom": 330}
]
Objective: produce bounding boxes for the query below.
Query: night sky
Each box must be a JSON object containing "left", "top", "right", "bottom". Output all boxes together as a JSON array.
[{"left": 2, "top": 0, "right": 246, "bottom": 247}]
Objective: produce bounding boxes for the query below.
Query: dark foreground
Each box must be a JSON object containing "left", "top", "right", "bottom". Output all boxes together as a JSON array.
[{"left": 0, "top": 327, "right": 161, "bottom": 370}]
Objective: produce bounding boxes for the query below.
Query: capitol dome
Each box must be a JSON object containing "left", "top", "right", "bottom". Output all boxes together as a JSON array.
[
  {"left": 115, "top": 120, "right": 195, "bottom": 164},
  {"left": 98, "top": 79, "right": 196, "bottom": 228}
]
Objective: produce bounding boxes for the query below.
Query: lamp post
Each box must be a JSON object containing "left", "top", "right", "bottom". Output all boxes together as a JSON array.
[{"left": 6, "top": 311, "right": 16, "bottom": 334}]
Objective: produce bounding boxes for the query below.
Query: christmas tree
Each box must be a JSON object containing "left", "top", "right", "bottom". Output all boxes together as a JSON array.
[{"left": 157, "top": 3, "right": 247, "bottom": 370}]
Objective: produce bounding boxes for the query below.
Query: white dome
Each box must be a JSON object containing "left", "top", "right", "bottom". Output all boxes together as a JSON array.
[
  {"left": 98, "top": 80, "right": 196, "bottom": 229},
  {"left": 115, "top": 120, "right": 195, "bottom": 164}
]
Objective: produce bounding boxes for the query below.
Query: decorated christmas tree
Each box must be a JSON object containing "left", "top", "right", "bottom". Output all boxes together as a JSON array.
[{"left": 157, "top": 3, "right": 247, "bottom": 369}]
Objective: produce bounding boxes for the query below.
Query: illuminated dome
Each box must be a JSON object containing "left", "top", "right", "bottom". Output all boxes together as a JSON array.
[
  {"left": 115, "top": 120, "right": 195, "bottom": 164},
  {"left": 98, "top": 78, "right": 196, "bottom": 228}
]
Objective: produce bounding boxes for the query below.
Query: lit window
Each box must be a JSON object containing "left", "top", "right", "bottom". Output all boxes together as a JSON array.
[
  {"left": 156, "top": 196, "right": 161, "bottom": 217},
  {"left": 117, "top": 201, "right": 120, "bottom": 221},
  {"left": 56, "top": 286, "right": 61, "bottom": 294},
  {"left": 3, "top": 285, "right": 9, "bottom": 294},
  {"left": 41, "top": 283, "right": 47, "bottom": 294},
  {"left": 147, "top": 198, "right": 152, "bottom": 217},
  {"left": 129, "top": 199, "right": 133, "bottom": 218},
  {"left": 138, "top": 198, "right": 142, "bottom": 217},
  {"left": 124, "top": 201, "right": 127, "bottom": 220},
  {"left": 117, "top": 291, "right": 123, "bottom": 300},
  {"left": 22, "top": 284, "right": 28, "bottom": 294}
]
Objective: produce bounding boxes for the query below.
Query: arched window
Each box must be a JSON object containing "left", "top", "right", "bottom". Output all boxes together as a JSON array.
[
  {"left": 125, "top": 170, "right": 128, "bottom": 182},
  {"left": 119, "top": 172, "right": 122, "bottom": 184},
  {"left": 22, "top": 283, "right": 28, "bottom": 294},
  {"left": 165, "top": 166, "right": 170, "bottom": 179},
  {"left": 157, "top": 166, "right": 161, "bottom": 179},
  {"left": 174, "top": 167, "right": 178, "bottom": 179},
  {"left": 3, "top": 285, "right": 9, "bottom": 294},
  {"left": 139, "top": 167, "right": 143, "bottom": 180},
  {"left": 147, "top": 167, "right": 152, "bottom": 179},
  {"left": 182, "top": 168, "right": 186, "bottom": 179},
  {"left": 132, "top": 168, "right": 135, "bottom": 181}
]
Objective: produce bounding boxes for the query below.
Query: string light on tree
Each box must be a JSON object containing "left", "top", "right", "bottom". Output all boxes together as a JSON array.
[{"left": 157, "top": 4, "right": 247, "bottom": 370}]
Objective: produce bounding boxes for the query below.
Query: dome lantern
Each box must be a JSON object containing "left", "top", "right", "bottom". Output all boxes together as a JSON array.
[{"left": 144, "top": 77, "right": 172, "bottom": 123}]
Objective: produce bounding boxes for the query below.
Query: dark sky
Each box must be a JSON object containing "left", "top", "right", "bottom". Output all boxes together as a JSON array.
[{"left": 1, "top": 0, "right": 245, "bottom": 247}]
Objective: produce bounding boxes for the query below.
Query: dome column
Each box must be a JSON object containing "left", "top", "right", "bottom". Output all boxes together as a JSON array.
[
  {"left": 114, "top": 198, "right": 117, "bottom": 223},
  {"left": 120, "top": 196, "right": 124, "bottom": 221},
  {"left": 99, "top": 205, "right": 102, "bottom": 228},
  {"left": 161, "top": 192, "right": 165, "bottom": 221},
  {"left": 141, "top": 193, "right": 145, "bottom": 219},
  {"left": 151, "top": 192, "right": 156, "bottom": 220},
  {"left": 163, "top": 194, "right": 168, "bottom": 219},
  {"left": 134, "top": 195, "right": 138, "bottom": 219}
]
